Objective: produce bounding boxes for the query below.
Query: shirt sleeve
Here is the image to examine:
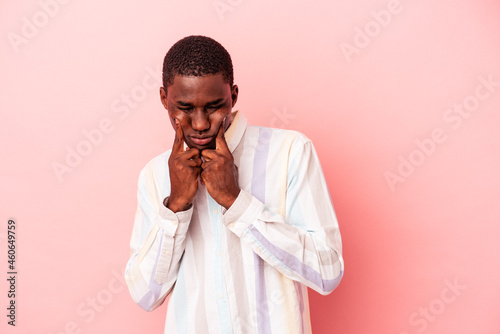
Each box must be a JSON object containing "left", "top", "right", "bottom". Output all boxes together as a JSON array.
[
  {"left": 124, "top": 163, "right": 193, "bottom": 311},
  {"left": 222, "top": 138, "right": 344, "bottom": 295}
]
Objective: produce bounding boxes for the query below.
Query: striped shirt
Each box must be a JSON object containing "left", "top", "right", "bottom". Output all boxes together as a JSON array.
[{"left": 125, "top": 111, "right": 344, "bottom": 333}]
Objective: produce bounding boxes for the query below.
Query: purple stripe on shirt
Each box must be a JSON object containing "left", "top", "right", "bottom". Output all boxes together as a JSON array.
[
  {"left": 252, "top": 128, "right": 272, "bottom": 203},
  {"left": 252, "top": 127, "right": 273, "bottom": 334},
  {"left": 138, "top": 232, "right": 164, "bottom": 309},
  {"left": 248, "top": 224, "right": 343, "bottom": 292},
  {"left": 253, "top": 253, "right": 271, "bottom": 334},
  {"left": 295, "top": 281, "right": 305, "bottom": 334}
]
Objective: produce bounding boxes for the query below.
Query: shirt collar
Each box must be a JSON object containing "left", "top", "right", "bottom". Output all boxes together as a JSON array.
[{"left": 224, "top": 110, "right": 247, "bottom": 153}]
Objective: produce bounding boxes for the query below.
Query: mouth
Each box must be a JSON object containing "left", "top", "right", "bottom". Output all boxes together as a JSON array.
[{"left": 189, "top": 136, "right": 214, "bottom": 146}]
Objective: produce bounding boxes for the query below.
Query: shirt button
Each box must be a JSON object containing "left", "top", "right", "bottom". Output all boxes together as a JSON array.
[
  {"left": 213, "top": 209, "right": 218, "bottom": 214},
  {"left": 171, "top": 220, "right": 177, "bottom": 226},
  {"left": 219, "top": 293, "right": 223, "bottom": 299},
  {"left": 256, "top": 247, "right": 263, "bottom": 253},
  {"left": 164, "top": 250, "right": 170, "bottom": 256},
  {"left": 228, "top": 223, "right": 235, "bottom": 229},
  {"left": 216, "top": 251, "right": 221, "bottom": 256}
]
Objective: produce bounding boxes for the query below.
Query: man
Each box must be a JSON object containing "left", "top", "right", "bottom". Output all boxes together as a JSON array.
[{"left": 125, "top": 35, "right": 344, "bottom": 333}]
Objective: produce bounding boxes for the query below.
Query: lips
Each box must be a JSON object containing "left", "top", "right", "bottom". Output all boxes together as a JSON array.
[{"left": 190, "top": 136, "right": 214, "bottom": 146}]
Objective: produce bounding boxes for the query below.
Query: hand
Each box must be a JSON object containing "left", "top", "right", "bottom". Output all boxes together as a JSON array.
[
  {"left": 167, "top": 120, "right": 202, "bottom": 212},
  {"left": 200, "top": 122, "right": 240, "bottom": 209}
]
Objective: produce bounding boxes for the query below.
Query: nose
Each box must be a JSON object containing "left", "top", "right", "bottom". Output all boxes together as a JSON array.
[{"left": 191, "top": 110, "right": 210, "bottom": 133}]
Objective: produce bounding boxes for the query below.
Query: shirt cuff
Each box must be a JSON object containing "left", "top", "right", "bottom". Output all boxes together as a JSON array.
[
  {"left": 222, "top": 189, "right": 264, "bottom": 236},
  {"left": 158, "top": 197, "right": 193, "bottom": 237}
]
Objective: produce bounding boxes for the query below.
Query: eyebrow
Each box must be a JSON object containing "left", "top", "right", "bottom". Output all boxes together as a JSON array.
[
  {"left": 175, "top": 101, "right": 193, "bottom": 107},
  {"left": 206, "top": 99, "right": 225, "bottom": 106},
  {"left": 174, "top": 98, "right": 225, "bottom": 107}
]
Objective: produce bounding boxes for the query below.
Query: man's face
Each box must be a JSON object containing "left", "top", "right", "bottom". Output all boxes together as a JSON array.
[{"left": 160, "top": 73, "right": 238, "bottom": 151}]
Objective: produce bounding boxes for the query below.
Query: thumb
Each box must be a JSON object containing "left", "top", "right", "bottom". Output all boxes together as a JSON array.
[
  {"left": 215, "top": 120, "right": 228, "bottom": 151},
  {"left": 173, "top": 119, "right": 185, "bottom": 152}
]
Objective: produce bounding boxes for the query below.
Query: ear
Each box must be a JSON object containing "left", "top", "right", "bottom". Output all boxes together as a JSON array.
[
  {"left": 230, "top": 84, "right": 239, "bottom": 108},
  {"left": 159, "top": 86, "right": 168, "bottom": 110},
  {"left": 161, "top": 86, "right": 177, "bottom": 129}
]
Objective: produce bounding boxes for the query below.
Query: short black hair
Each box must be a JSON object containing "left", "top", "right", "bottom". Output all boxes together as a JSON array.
[{"left": 162, "top": 35, "right": 234, "bottom": 88}]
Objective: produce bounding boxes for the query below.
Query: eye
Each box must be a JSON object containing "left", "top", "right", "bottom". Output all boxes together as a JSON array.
[
  {"left": 178, "top": 106, "right": 193, "bottom": 112},
  {"left": 206, "top": 105, "right": 223, "bottom": 112}
]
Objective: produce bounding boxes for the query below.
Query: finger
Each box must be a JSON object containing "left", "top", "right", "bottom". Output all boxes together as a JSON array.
[
  {"left": 200, "top": 149, "right": 217, "bottom": 160},
  {"left": 187, "top": 166, "right": 202, "bottom": 178},
  {"left": 200, "top": 167, "right": 211, "bottom": 181},
  {"left": 215, "top": 120, "right": 229, "bottom": 151},
  {"left": 181, "top": 148, "right": 200, "bottom": 160},
  {"left": 172, "top": 119, "right": 185, "bottom": 153},
  {"left": 186, "top": 158, "right": 202, "bottom": 167},
  {"left": 201, "top": 160, "right": 215, "bottom": 170},
  {"left": 180, "top": 153, "right": 202, "bottom": 167},
  {"left": 190, "top": 154, "right": 202, "bottom": 166}
]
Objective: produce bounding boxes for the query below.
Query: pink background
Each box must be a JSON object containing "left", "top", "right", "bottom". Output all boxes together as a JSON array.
[{"left": 1, "top": 1, "right": 500, "bottom": 333}]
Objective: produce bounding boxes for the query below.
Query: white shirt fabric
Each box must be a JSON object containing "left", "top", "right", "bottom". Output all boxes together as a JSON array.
[{"left": 125, "top": 111, "right": 344, "bottom": 333}]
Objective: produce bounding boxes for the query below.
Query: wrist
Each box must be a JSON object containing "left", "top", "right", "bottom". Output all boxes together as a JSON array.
[
  {"left": 221, "top": 189, "right": 241, "bottom": 210},
  {"left": 164, "top": 196, "right": 192, "bottom": 213}
]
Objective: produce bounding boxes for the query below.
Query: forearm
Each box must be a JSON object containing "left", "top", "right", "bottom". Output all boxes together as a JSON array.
[
  {"left": 223, "top": 190, "right": 344, "bottom": 295},
  {"left": 125, "top": 227, "right": 188, "bottom": 311},
  {"left": 125, "top": 229, "right": 178, "bottom": 311},
  {"left": 125, "top": 164, "right": 193, "bottom": 311}
]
